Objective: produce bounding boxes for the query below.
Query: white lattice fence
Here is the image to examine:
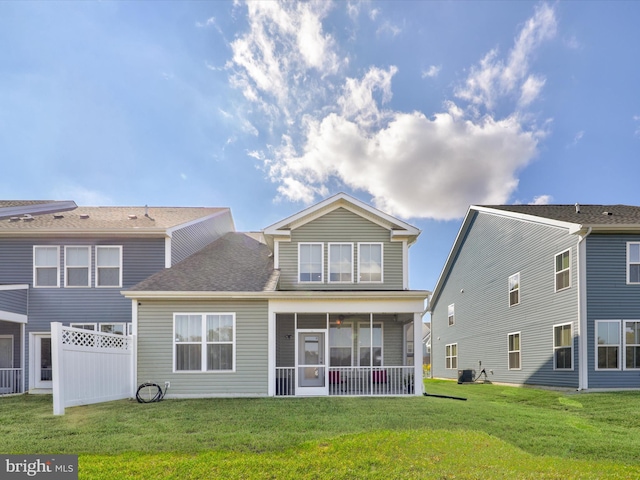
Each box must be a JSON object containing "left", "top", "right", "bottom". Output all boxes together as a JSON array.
[{"left": 52, "top": 322, "right": 135, "bottom": 415}]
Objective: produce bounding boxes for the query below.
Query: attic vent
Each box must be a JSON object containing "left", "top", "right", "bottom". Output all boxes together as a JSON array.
[
  {"left": 9, "top": 216, "right": 20, "bottom": 222},
  {"left": 128, "top": 214, "right": 137, "bottom": 220},
  {"left": 53, "top": 214, "right": 64, "bottom": 219},
  {"left": 22, "top": 214, "right": 34, "bottom": 221},
  {"left": 80, "top": 214, "right": 90, "bottom": 219},
  {"left": 602, "top": 211, "right": 613, "bottom": 216}
]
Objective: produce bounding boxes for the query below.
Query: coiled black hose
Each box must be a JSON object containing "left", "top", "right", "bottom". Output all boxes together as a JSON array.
[{"left": 136, "top": 382, "right": 166, "bottom": 403}]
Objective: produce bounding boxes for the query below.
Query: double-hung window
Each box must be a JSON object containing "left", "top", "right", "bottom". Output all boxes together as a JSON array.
[
  {"left": 358, "top": 243, "right": 383, "bottom": 283},
  {"left": 555, "top": 249, "right": 571, "bottom": 291},
  {"left": 96, "top": 246, "right": 122, "bottom": 287},
  {"left": 100, "top": 323, "right": 126, "bottom": 335},
  {"left": 34, "top": 246, "right": 60, "bottom": 287},
  {"left": 445, "top": 343, "right": 457, "bottom": 369},
  {"left": 328, "top": 243, "right": 353, "bottom": 283},
  {"left": 174, "top": 313, "right": 235, "bottom": 372},
  {"left": 627, "top": 243, "right": 640, "bottom": 284},
  {"left": 448, "top": 304, "right": 455, "bottom": 326},
  {"left": 359, "top": 323, "right": 383, "bottom": 366},
  {"left": 596, "top": 320, "right": 620, "bottom": 370},
  {"left": 508, "top": 332, "right": 521, "bottom": 370},
  {"left": 65, "top": 246, "right": 90, "bottom": 287},
  {"left": 624, "top": 321, "right": 640, "bottom": 370},
  {"left": 509, "top": 273, "right": 520, "bottom": 306},
  {"left": 553, "top": 323, "right": 573, "bottom": 370},
  {"left": 299, "top": 243, "right": 323, "bottom": 283}
]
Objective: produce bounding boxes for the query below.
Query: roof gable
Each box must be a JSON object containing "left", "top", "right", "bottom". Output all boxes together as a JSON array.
[{"left": 263, "top": 192, "right": 420, "bottom": 243}]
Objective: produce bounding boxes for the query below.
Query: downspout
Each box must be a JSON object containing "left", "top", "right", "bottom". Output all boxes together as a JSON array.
[{"left": 577, "top": 227, "right": 592, "bottom": 391}]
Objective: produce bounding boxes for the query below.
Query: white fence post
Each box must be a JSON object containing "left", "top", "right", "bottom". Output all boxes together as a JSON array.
[{"left": 51, "top": 322, "right": 65, "bottom": 415}]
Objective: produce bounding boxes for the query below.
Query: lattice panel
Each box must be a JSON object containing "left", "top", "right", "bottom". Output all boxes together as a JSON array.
[{"left": 61, "top": 328, "right": 131, "bottom": 350}]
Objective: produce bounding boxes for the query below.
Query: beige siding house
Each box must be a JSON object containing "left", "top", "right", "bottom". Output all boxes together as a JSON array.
[{"left": 124, "top": 193, "right": 429, "bottom": 398}]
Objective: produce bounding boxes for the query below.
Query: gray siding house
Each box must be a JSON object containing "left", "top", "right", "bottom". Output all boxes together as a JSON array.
[
  {"left": 430, "top": 204, "right": 640, "bottom": 390},
  {"left": 124, "top": 193, "right": 429, "bottom": 398},
  {"left": 0, "top": 201, "right": 234, "bottom": 394}
]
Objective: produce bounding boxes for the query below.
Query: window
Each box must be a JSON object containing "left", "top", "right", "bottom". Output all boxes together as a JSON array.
[
  {"left": 330, "top": 323, "right": 353, "bottom": 366},
  {"left": 70, "top": 323, "right": 97, "bottom": 331},
  {"left": 328, "top": 243, "right": 353, "bottom": 283},
  {"left": 358, "top": 243, "right": 383, "bottom": 283},
  {"left": 0, "top": 335, "right": 14, "bottom": 369},
  {"left": 508, "top": 332, "right": 521, "bottom": 370},
  {"left": 625, "top": 321, "right": 640, "bottom": 369},
  {"left": 596, "top": 320, "right": 620, "bottom": 370},
  {"left": 34, "top": 246, "right": 59, "bottom": 287},
  {"left": 553, "top": 323, "right": 573, "bottom": 370},
  {"left": 174, "top": 313, "right": 235, "bottom": 372},
  {"left": 298, "top": 243, "right": 323, "bottom": 283},
  {"left": 100, "top": 323, "right": 126, "bottom": 335},
  {"left": 555, "top": 249, "right": 571, "bottom": 291},
  {"left": 96, "top": 246, "right": 122, "bottom": 287},
  {"left": 445, "top": 343, "right": 457, "bottom": 369},
  {"left": 65, "top": 246, "right": 90, "bottom": 287},
  {"left": 359, "top": 323, "right": 383, "bottom": 366},
  {"left": 627, "top": 243, "right": 640, "bottom": 284},
  {"left": 448, "top": 304, "right": 455, "bottom": 326},
  {"left": 509, "top": 273, "right": 520, "bottom": 306}
]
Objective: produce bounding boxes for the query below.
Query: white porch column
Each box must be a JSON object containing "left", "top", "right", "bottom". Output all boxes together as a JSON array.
[
  {"left": 51, "top": 322, "right": 64, "bottom": 415},
  {"left": 413, "top": 313, "right": 423, "bottom": 395},
  {"left": 267, "top": 304, "right": 276, "bottom": 397}
]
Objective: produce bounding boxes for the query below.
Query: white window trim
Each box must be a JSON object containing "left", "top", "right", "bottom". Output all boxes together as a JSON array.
[
  {"left": 626, "top": 242, "right": 640, "bottom": 284},
  {"left": 328, "top": 243, "right": 354, "bottom": 284},
  {"left": 445, "top": 343, "right": 457, "bottom": 370},
  {"left": 357, "top": 242, "right": 384, "bottom": 284},
  {"left": 33, "top": 245, "right": 60, "bottom": 288},
  {"left": 0, "top": 335, "right": 14, "bottom": 368},
  {"left": 358, "top": 322, "right": 384, "bottom": 367},
  {"left": 508, "top": 332, "right": 521, "bottom": 371},
  {"left": 95, "top": 246, "right": 123, "bottom": 288},
  {"left": 99, "top": 322, "right": 127, "bottom": 335},
  {"left": 447, "top": 303, "right": 455, "bottom": 327},
  {"left": 64, "top": 246, "right": 91, "bottom": 288},
  {"left": 509, "top": 272, "right": 520, "bottom": 307},
  {"left": 553, "top": 322, "right": 574, "bottom": 371},
  {"left": 623, "top": 320, "right": 640, "bottom": 371},
  {"left": 173, "top": 313, "right": 236, "bottom": 373},
  {"left": 329, "top": 321, "right": 354, "bottom": 366},
  {"left": 554, "top": 249, "right": 571, "bottom": 292},
  {"left": 298, "top": 242, "right": 324, "bottom": 284},
  {"left": 69, "top": 323, "right": 97, "bottom": 331},
  {"left": 595, "top": 320, "right": 621, "bottom": 371}
]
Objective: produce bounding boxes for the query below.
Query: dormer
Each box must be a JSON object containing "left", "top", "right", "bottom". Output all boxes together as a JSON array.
[{"left": 263, "top": 193, "right": 421, "bottom": 291}]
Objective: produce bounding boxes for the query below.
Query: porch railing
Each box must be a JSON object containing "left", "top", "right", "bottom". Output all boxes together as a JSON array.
[
  {"left": 275, "top": 366, "right": 416, "bottom": 396},
  {"left": 0, "top": 368, "right": 22, "bottom": 395}
]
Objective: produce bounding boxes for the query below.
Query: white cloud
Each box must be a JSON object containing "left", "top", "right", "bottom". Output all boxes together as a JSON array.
[
  {"left": 456, "top": 3, "right": 556, "bottom": 110},
  {"left": 376, "top": 21, "right": 401, "bottom": 37},
  {"left": 422, "top": 65, "right": 441, "bottom": 79},
  {"left": 52, "top": 184, "right": 113, "bottom": 206},
  {"left": 568, "top": 130, "right": 584, "bottom": 147},
  {"left": 196, "top": 17, "right": 216, "bottom": 28},
  {"left": 231, "top": 1, "right": 556, "bottom": 220},
  {"left": 530, "top": 195, "right": 552, "bottom": 205}
]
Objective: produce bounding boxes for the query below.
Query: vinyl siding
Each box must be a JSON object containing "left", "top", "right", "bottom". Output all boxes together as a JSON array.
[
  {"left": 431, "top": 212, "right": 579, "bottom": 387},
  {"left": 0, "top": 236, "right": 166, "bottom": 388},
  {"left": 586, "top": 234, "right": 640, "bottom": 388},
  {"left": 0, "top": 289, "right": 28, "bottom": 316},
  {"left": 171, "top": 210, "right": 234, "bottom": 265},
  {"left": 137, "top": 299, "right": 269, "bottom": 396},
  {"left": 278, "top": 208, "right": 403, "bottom": 290}
]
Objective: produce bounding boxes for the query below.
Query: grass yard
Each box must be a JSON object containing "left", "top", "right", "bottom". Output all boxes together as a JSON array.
[{"left": 1, "top": 380, "right": 640, "bottom": 478}]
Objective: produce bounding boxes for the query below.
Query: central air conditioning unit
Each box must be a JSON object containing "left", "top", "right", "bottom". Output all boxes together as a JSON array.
[{"left": 457, "top": 369, "right": 475, "bottom": 384}]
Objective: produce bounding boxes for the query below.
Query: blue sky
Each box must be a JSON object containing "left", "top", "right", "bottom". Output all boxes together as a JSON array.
[{"left": 2, "top": 1, "right": 640, "bottom": 295}]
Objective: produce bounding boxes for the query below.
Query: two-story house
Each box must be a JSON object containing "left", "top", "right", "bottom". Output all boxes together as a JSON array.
[
  {"left": 0, "top": 201, "right": 234, "bottom": 395},
  {"left": 123, "top": 193, "right": 429, "bottom": 397},
  {"left": 429, "top": 204, "right": 640, "bottom": 390}
]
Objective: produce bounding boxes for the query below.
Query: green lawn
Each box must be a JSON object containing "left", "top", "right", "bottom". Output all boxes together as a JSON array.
[{"left": 1, "top": 380, "right": 640, "bottom": 479}]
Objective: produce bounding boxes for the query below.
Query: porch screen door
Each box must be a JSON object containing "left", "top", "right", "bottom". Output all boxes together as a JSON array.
[
  {"left": 297, "top": 331, "right": 328, "bottom": 396},
  {"left": 35, "top": 335, "right": 52, "bottom": 389}
]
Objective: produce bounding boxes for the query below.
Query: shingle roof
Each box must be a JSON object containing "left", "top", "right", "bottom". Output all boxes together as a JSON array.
[
  {"left": 130, "top": 232, "right": 279, "bottom": 292},
  {"left": 0, "top": 205, "right": 228, "bottom": 232},
  {"left": 481, "top": 204, "right": 640, "bottom": 226}
]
